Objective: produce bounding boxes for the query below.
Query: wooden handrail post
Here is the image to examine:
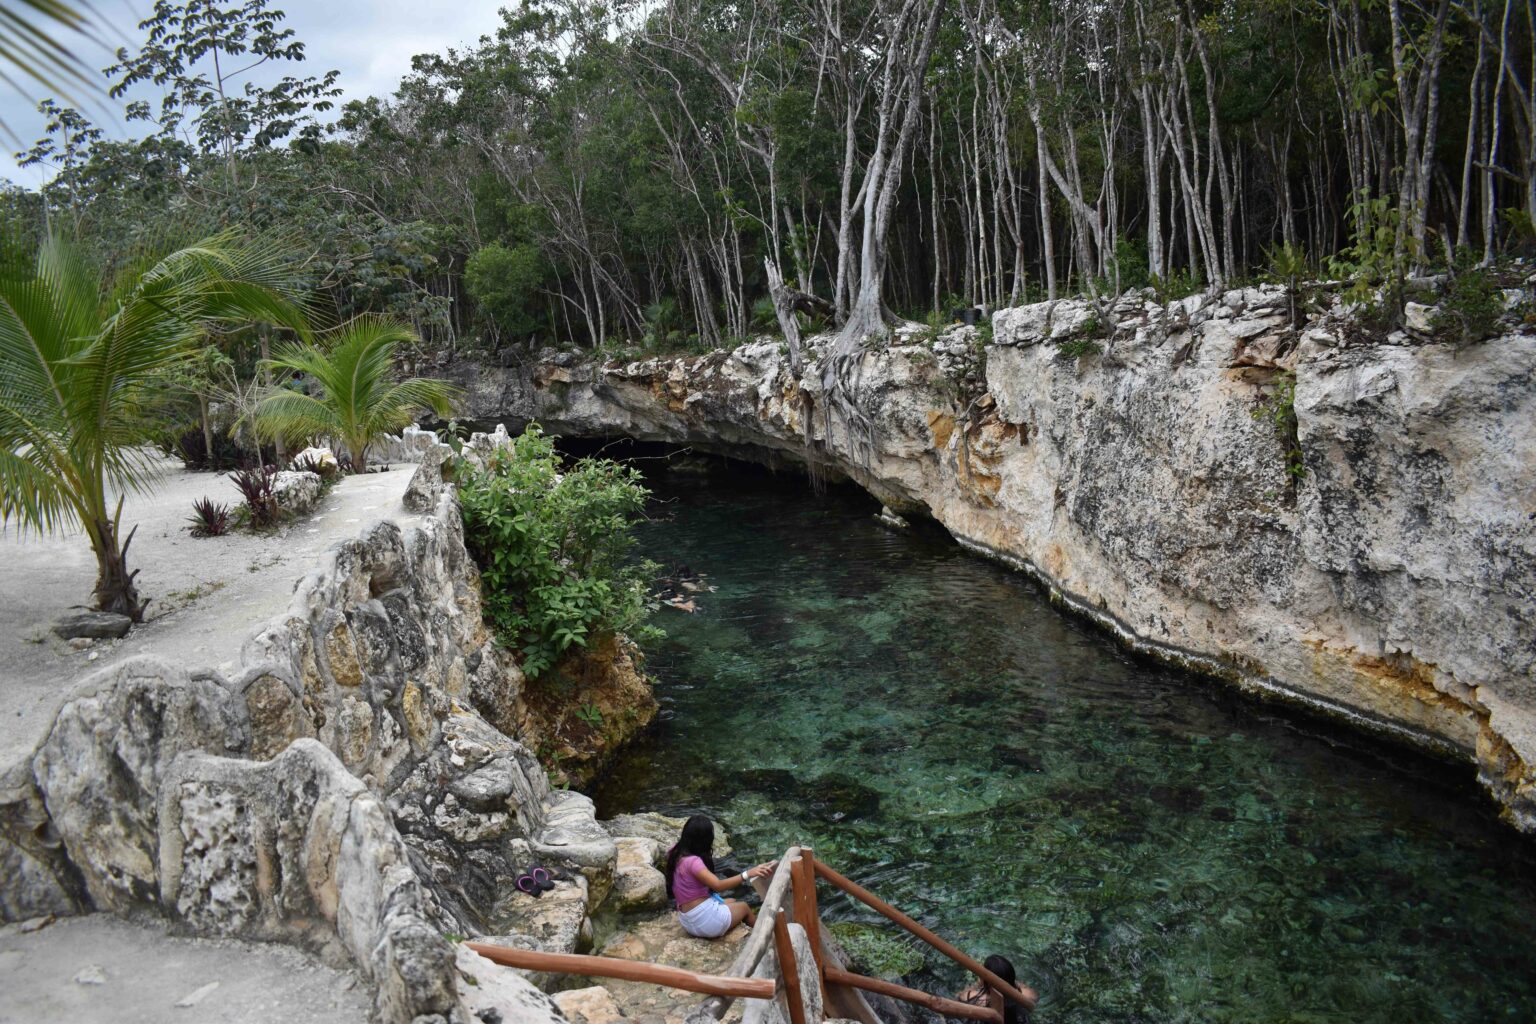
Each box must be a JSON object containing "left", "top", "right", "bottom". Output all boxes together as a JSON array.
[
  {"left": 772, "top": 912, "right": 810, "bottom": 1024},
  {"left": 791, "top": 848, "right": 829, "bottom": 1007},
  {"left": 813, "top": 860, "right": 1037, "bottom": 1010}
]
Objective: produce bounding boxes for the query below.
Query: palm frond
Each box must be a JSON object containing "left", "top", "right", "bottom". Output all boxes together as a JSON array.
[
  {"left": 0, "top": 1, "right": 108, "bottom": 146},
  {"left": 258, "top": 316, "right": 458, "bottom": 464},
  {"left": 252, "top": 389, "right": 344, "bottom": 443}
]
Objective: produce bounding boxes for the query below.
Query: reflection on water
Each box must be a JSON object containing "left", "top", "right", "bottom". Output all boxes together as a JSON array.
[{"left": 590, "top": 464, "right": 1536, "bottom": 1022}]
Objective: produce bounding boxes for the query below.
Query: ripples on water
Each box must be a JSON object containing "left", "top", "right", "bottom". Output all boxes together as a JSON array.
[{"left": 590, "top": 461, "right": 1536, "bottom": 1022}]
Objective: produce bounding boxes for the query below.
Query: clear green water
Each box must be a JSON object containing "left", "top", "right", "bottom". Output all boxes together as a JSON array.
[{"left": 591, "top": 464, "right": 1536, "bottom": 1022}]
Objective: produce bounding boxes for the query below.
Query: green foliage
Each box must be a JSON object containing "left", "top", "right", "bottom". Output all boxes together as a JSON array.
[
  {"left": 464, "top": 241, "right": 549, "bottom": 340},
  {"left": 106, "top": 0, "right": 341, "bottom": 156},
  {"left": 458, "top": 425, "right": 658, "bottom": 679},
  {"left": 1058, "top": 336, "right": 1101, "bottom": 359},
  {"left": 827, "top": 923, "right": 926, "bottom": 979},
  {"left": 0, "top": 229, "right": 307, "bottom": 617},
  {"left": 1501, "top": 208, "right": 1536, "bottom": 257},
  {"left": 1264, "top": 242, "right": 1312, "bottom": 326},
  {"left": 1058, "top": 311, "right": 1107, "bottom": 359},
  {"left": 1150, "top": 269, "right": 1204, "bottom": 305},
  {"left": 1328, "top": 191, "right": 1417, "bottom": 318},
  {"left": 1252, "top": 372, "right": 1305, "bottom": 482},
  {"left": 255, "top": 316, "right": 458, "bottom": 470},
  {"left": 575, "top": 703, "right": 604, "bottom": 728},
  {"left": 1430, "top": 259, "right": 1504, "bottom": 346},
  {"left": 1110, "top": 238, "right": 1151, "bottom": 292}
]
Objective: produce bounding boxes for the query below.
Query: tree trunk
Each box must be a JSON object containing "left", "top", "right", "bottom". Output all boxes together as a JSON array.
[
  {"left": 88, "top": 506, "right": 147, "bottom": 621},
  {"left": 199, "top": 393, "right": 216, "bottom": 470}
]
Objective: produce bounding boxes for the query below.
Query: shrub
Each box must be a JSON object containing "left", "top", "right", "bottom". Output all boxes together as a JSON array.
[
  {"left": 458, "top": 424, "right": 659, "bottom": 679},
  {"left": 1252, "top": 371, "right": 1306, "bottom": 482},
  {"left": 164, "top": 425, "right": 246, "bottom": 471},
  {"left": 1431, "top": 256, "right": 1504, "bottom": 346},
  {"left": 232, "top": 466, "right": 281, "bottom": 527},
  {"left": 187, "top": 497, "right": 231, "bottom": 537}
]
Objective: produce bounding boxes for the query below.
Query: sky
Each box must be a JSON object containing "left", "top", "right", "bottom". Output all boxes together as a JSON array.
[{"left": 1, "top": 0, "right": 511, "bottom": 184}]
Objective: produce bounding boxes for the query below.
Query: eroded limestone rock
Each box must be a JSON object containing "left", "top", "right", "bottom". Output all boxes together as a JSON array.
[{"left": 504, "top": 300, "right": 1536, "bottom": 831}]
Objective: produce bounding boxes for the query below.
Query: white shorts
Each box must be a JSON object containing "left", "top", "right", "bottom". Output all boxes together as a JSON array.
[{"left": 678, "top": 894, "right": 733, "bottom": 938}]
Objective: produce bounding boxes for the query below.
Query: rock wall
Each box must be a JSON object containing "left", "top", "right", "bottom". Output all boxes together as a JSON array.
[
  {"left": 454, "top": 288, "right": 1536, "bottom": 833},
  {"left": 0, "top": 457, "right": 642, "bottom": 1023}
]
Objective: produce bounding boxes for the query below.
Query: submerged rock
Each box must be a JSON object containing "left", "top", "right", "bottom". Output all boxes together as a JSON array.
[{"left": 738, "top": 768, "right": 881, "bottom": 822}]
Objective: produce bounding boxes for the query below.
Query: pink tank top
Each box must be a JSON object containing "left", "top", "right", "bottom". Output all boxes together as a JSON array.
[{"left": 672, "top": 854, "right": 710, "bottom": 904}]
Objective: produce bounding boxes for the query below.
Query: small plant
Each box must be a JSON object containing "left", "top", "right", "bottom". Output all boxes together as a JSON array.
[
  {"left": 1252, "top": 371, "right": 1306, "bottom": 482},
  {"left": 1150, "top": 268, "right": 1203, "bottom": 305},
  {"left": 187, "top": 497, "right": 231, "bottom": 537},
  {"left": 231, "top": 466, "right": 281, "bottom": 528},
  {"left": 1264, "top": 242, "right": 1312, "bottom": 327},
  {"left": 575, "top": 703, "right": 604, "bottom": 728},
  {"left": 1431, "top": 251, "right": 1504, "bottom": 346},
  {"left": 1057, "top": 312, "right": 1105, "bottom": 359},
  {"left": 1058, "top": 336, "right": 1101, "bottom": 359}
]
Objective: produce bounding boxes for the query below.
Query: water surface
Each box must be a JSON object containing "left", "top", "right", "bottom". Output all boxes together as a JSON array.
[{"left": 592, "top": 462, "right": 1536, "bottom": 1023}]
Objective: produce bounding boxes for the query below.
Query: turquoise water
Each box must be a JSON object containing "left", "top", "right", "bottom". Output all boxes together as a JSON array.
[{"left": 590, "top": 462, "right": 1536, "bottom": 1022}]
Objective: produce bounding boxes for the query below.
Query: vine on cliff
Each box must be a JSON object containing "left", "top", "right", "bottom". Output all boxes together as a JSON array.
[{"left": 458, "top": 424, "right": 660, "bottom": 679}]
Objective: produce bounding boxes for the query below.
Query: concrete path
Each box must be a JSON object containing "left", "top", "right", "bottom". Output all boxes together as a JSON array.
[
  {"left": 0, "top": 455, "right": 421, "bottom": 765},
  {"left": 0, "top": 914, "right": 369, "bottom": 1024}
]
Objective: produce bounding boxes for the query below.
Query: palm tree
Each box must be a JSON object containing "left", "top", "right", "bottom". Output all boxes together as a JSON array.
[
  {"left": 255, "top": 316, "right": 457, "bottom": 472},
  {"left": 0, "top": 230, "right": 307, "bottom": 620}
]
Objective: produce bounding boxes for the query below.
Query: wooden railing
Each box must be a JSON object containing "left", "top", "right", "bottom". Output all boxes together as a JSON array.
[{"left": 465, "top": 843, "right": 1037, "bottom": 1024}]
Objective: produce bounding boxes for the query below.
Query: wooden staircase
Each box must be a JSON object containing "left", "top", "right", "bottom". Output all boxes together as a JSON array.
[{"left": 467, "top": 846, "right": 1035, "bottom": 1024}]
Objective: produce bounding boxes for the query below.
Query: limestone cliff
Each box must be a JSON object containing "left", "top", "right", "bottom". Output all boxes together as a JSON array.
[
  {"left": 0, "top": 450, "right": 652, "bottom": 1024},
  {"left": 450, "top": 287, "right": 1535, "bottom": 833}
]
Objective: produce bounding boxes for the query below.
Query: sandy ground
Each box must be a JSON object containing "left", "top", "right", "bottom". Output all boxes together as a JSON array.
[
  {"left": 0, "top": 454, "right": 421, "bottom": 765},
  {"left": 0, "top": 914, "right": 369, "bottom": 1024}
]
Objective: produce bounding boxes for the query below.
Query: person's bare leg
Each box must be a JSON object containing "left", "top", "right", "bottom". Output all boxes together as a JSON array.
[{"left": 723, "top": 899, "right": 753, "bottom": 933}]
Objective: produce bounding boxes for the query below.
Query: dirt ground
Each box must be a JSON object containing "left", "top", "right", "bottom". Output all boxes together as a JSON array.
[
  {"left": 0, "top": 914, "right": 369, "bottom": 1024},
  {"left": 0, "top": 454, "right": 420, "bottom": 765}
]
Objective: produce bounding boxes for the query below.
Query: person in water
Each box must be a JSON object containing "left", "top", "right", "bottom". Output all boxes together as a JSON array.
[
  {"left": 665, "top": 814, "right": 776, "bottom": 938},
  {"left": 956, "top": 954, "right": 1038, "bottom": 1023}
]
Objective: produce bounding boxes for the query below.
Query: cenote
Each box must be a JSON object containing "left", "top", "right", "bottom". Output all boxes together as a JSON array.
[{"left": 588, "top": 454, "right": 1536, "bottom": 1023}]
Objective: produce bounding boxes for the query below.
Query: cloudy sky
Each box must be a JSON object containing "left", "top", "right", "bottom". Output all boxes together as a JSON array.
[{"left": 2, "top": 0, "right": 510, "bottom": 184}]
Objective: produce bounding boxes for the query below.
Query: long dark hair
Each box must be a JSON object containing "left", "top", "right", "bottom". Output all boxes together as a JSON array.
[
  {"left": 664, "top": 814, "right": 716, "bottom": 899},
  {"left": 984, "top": 955, "right": 1028, "bottom": 1024}
]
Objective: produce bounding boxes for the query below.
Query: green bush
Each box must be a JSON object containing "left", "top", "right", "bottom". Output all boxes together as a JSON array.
[
  {"left": 1431, "top": 254, "right": 1504, "bottom": 346},
  {"left": 458, "top": 424, "right": 659, "bottom": 679}
]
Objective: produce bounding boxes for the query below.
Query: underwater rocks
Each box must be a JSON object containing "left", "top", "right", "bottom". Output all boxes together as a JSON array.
[
  {"left": 737, "top": 768, "right": 882, "bottom": 823},
  {"left": 499, "top": 297, "right": 1536, "bottom": 832}
]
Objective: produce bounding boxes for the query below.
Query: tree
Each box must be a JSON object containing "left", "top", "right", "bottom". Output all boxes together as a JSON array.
[
  {"left": 255, "top": 316, "right": 458, "bottom": 471},
  {"left": 106, "top": 0, "right": 341, "bottom": 192},
  {"left": 0, "top": 230, "right": 306, "bottom": 620}
]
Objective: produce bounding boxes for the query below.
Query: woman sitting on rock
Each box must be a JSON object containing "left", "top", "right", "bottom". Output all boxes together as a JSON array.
[{"left": 665, "top": 814, "right": 776, "bottom": 939}]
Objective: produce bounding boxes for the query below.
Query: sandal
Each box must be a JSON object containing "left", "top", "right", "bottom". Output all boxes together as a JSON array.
[{"left": 515, "top": 871, "right": 545, "bottom": 898}]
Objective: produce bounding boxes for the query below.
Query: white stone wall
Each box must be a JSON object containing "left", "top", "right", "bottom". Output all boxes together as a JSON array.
[{"left": 0, "top": 465, "right": 599, "bottom": 1024}]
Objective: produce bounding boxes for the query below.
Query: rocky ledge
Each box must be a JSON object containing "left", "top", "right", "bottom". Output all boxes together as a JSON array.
[
  {"left": 1, "top": 441, "right": 659, "bottom": 1023},
  {"left": 453, "top": 286, "right": 1536, "bottom": 833}
]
